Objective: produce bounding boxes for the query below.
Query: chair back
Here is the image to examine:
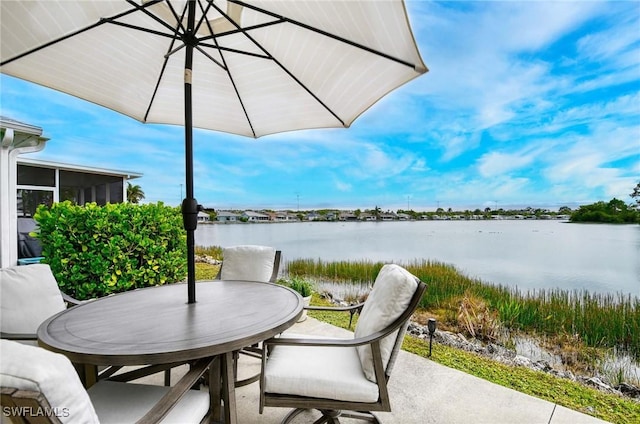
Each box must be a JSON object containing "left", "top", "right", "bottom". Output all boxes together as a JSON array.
[
  {"left": 0, "top": 339, "right": 100, "bottom": 423},
  {"left": 0, "top": 264, "right": 66, "bottom": 336},
  {"left": 353, "top": 264, "right": 422, "bottom": 382},
  {"left": 219, "top": 245, "right": 281, "bottom": 283}
]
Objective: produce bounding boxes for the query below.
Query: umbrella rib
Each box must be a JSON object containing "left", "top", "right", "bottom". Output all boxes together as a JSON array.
[
  {"left": 163, "top": 0, "right": 188, "bottom": 34},
  {"left": 193, "top": 0, "right": 216, "bottom": 38},
  {"left": 124, "top": 0, "right": 183, "bottom": 35},
  {"left": 275, "top": 58, "right": 346, "bottom": 127},
  {"left": 0, "top": 2, "right": 161, "bottom": 67},
  {"left": 0, "top": 0, "right": 175, "bottom": 66},
  {"left": 164, "top": 43, "right": 186, "bottom": 59},
  {"left": 194, "top": 45, "right": 226, "bottom": 70},
  {"left": 209, "top": 1, "right": 345, "bottom": 127},
  {"left": 143, "top": 46, "right": 177, "bottom": 123},
  {"left": 197, "top": 43, "right": 269, "bottom": 60},
  {"left": 199, "top": 19, "right": 286, "bottom": 41},
  {"left": 228, "top": 0, "right": 421, "bottom": 71},
  {"left": 143, "top": 2, "right": 190, "bottom": 123},
  {"left": 200, "top": 0, "right": 257, "bottom": 137},
  {"left": 105, "top": 20, "right": 180, "bottom": 41},
  {"left": 1, "top": 23, "right": 95, "bottom": 65}
]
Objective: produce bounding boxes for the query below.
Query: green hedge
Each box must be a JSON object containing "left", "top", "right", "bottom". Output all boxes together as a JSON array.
[{"left": 34, "top": 201, "right": 187, "bottom": 300}]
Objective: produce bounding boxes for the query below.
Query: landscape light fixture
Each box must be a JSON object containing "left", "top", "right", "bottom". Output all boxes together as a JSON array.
[{"left": 428, "top": 318, "right": 437, "bottom": 357}]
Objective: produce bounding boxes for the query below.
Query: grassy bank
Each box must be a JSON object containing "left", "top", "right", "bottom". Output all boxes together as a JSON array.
[
  {"left": 287, "top": 258, "right": 640, "bottom": 362},
  {"left": 307, "top": 294, "right": 640, "bottom": 424},
  {"left": 194, "top": 258, "right": 639, "bottom": 423}
]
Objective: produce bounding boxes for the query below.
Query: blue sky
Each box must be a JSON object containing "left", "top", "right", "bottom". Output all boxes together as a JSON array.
[{"left": 1, "top": 1, "right": 638, "bottom": 211}]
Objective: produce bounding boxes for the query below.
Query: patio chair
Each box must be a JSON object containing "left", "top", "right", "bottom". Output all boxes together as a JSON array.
[
  {"left": 0, "top": 339, "right": 211, "bottom": 424},
  {"left": 0, "top": 263, "right": 81, "bottom": 344},
  {"left": 0, "top": 263, "right": 161, "bottom": 385},
  {"left": 259, "top": 264, "right": 427, "bottom": 423},
  {"left": 217, "top": 244, "right": 281, "bottom": 283},
  {"left": 216, "top": 245, "right": 282, "bottom": 387}
]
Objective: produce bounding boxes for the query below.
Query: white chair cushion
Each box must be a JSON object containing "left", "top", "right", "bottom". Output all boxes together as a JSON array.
[
  {"left": 0, "top": 264, "right": 66, "bottom": 335},
  {"left": 354, "top": 264, "right": 418, "bottom": 382},
  {"left": 0, "top": 340, "right": 209, "bottom": 424},
  {"left": 220, "top": 245, "right": 276, "bottom": 282},
  {"left": 0, "top": 340, "right": 100, "bottom": 424},
  {"left": 88, "top": 380, "right": 210, "bottom": 424},
  {"left": 264, "top": 334, "right": 379, "bottom": 403}
]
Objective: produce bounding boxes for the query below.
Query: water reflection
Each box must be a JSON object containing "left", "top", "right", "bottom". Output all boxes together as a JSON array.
[{"left": 197, "top": 220, "right": 639, "bottom": 297}]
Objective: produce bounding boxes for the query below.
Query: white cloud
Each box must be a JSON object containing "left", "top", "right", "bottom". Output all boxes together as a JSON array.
[
  {"left": 576, "top": 10, "right": 640, "bottom": 65},
  {"left": 477, "top": 150, "right": 536, "bottom": 178},
  {"left": 334, "top": 179, "right": 352, "bottom": 192},
  {"left": 3, "top": 1, "right": 637, "bottom": 210}
]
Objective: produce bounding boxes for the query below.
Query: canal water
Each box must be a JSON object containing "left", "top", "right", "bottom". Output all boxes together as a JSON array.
[{"left": 195, "top": 220, "right": 640, "bottom": 298}]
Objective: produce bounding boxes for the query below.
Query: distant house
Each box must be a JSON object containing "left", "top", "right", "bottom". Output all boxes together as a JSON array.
[
  {"left": 359, "top": 213, "right": 375, "bottom": 221},
  {"left": 306, "top": 211, "right": 321, "bottom": 221},
  {"left": 197, "top": 211, "right": 210, "bottom": 222},
  {"left": 275, "top": 212, "right": 297, "bottom": 221},
  {"left": 216, "top": 211, "right": 241, "bottom": 222},
  {"left": 339, "top": 211, "right": 357, "bottom": 221},
  {"left": 243, "top": 211, "right": 270, "bottom": 222},
  {"left": 326, "top": 212, "right": 340, "bottom": 221}
]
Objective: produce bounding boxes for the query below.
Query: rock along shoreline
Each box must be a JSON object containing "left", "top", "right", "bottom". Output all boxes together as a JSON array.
[{"left": 408, "top": 321, "right": 640, "bottom": 402}]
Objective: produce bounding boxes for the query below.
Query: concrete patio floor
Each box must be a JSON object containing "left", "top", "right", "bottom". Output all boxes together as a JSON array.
[{"left": 140, "top": 317, "right": 610, "bottom": 424}]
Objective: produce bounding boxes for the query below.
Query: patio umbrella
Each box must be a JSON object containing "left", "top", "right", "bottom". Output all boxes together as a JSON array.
[{"left": 0, "top": 0, "right": 427, "bottom": 303}]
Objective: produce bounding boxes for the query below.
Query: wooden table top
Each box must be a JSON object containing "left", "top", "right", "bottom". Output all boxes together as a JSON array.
[{"left": 37, "top": 280, "right": 303, "bottom": 365}]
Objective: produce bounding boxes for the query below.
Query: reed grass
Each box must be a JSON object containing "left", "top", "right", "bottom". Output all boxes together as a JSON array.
[
  {"left": 195, "top": 245, "right": 223, "bottom": 259},
  {"left": 287, "top": 258, "right": 640, "bottom": 360},
  {"left": 286, "top": 258, "right": 384, "bottom": 283}
]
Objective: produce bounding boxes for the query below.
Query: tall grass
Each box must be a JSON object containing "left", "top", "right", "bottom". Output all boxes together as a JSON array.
[
  {"left": 195, "top": 245, "right": 223, "bottom": 259},
  {"left": 287, "top": 258, "right": 640, "bottom": 360},
  {"left": 286, "top": 258, "right": 385, "bottom": 283}
]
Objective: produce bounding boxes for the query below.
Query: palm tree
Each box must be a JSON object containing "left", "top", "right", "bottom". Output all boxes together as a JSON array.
[
  {"left": 630, "top": 181, "right": 640, "bottom": 210},
  {"left": 373, "top": 206, "right": 381, "bottom": 221},
  {"left": 127, "top": 183, "right": 145, "bottom": 204}
]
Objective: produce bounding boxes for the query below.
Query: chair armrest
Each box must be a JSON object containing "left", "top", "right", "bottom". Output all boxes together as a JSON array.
[
  {"left": 304, "top": 302, "right": 364, "bottom": 312},
  {"left": 135, "top": 356, "right": 214, "bottom": 424},
  {"left": 304, "top": 302, "right": 365, "bottom": 328},
  {"left": 265, "top": 336, "right": 359, "bottom": 348},
  {"left": 61, "top": 292, "right": 84, "bottom": 306},
  {"left": 264, "top": 324, "right": 395, "bottom": 349},
  {"left": 0, "top": 331, "right": 37, "bottom": 341},
  {"left": 267, "top": 280, "right": 426, "bottom": 350},
  {"left": 265, "top": 313, "right": 407, "bottom": 350}
]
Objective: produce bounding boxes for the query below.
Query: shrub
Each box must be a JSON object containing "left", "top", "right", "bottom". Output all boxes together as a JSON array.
[
  {"left": 34, "top": 201, "right": 187, "bottom": 300},
  {"left": 278, "top": 276, "right": 314, "bottom": 297}
]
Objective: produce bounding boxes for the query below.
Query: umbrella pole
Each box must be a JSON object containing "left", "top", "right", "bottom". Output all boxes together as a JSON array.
[{"left": 181, "top": 0, "right": 198, "bottom": 304}]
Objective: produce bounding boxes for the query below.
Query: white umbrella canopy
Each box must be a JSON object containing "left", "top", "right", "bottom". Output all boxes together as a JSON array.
[{"left": 1, "top": 0, "right": 427, "bottom": 302}]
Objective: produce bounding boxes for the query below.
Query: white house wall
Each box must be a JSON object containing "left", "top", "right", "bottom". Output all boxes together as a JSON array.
[{"left": 0, "top": 124, "right": 47, "bottom": 268}]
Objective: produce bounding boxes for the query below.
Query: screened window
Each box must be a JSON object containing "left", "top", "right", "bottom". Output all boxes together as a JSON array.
[
  {"left": 17, "top": 165, "right": 55, "bottom": 186},
  {"left": 59, "top": 170, "right": 121, "bottom": 205}
]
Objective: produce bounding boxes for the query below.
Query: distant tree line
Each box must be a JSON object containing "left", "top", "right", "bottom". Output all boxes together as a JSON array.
[
  {"left": 570, "top": 182, "right": 640, "bottom": 224},
  {"left": 203, "top": 182, "right": 640, "bottom": 224}
]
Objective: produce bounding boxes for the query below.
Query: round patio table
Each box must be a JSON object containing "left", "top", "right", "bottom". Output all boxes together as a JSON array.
[{"left": 37, "top": 280, "right": 303, "bottom": 423}]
